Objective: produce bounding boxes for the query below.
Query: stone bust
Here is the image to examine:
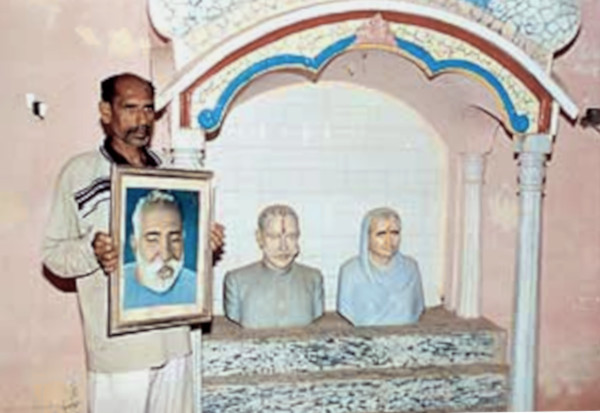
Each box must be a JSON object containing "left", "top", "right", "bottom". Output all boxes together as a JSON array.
[
  {"left": 224, "top": 204, "right": 324, "bottom": 329},
  {"left": 337, "top": 207, "right": 425, "bottom": 326}
]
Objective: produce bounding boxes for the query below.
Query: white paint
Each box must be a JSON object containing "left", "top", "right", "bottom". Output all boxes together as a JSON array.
[
  {"left": 151, "top": 0, "right": 578, "bottom": 119},
  {"left": 446, "top": 162, "right": 464, "bottom": 312},
  {"left": 510, "top": 133, "right": 552, "bottom": 412},
  {"left": 170, "top": 128, "right": 206, "bottom": 169},
  {"left": 192, "top": 328, "right": 202, "bottom": 413},
  {"left": 457, "top": 152, "right": 485, "bottom": 318},
  {"left": 206, "top": 82, "right": 447, "bottom": 313},
  {"left": 487, "top": 0, "right": 581, "bottom": 52},
  {"left": 168, "top": 100, "right": 207, "bottom": 169},
  {"left": 168, "top": 107, "right": 207, "bottom": 413}
]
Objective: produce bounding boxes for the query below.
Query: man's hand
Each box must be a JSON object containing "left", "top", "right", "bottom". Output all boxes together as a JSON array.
[
  {"left": 92, "top": 232, "right": 118, "bottom": 275},
  {"left": 210, "top": 223, "right": 225, "bottom": 252}
]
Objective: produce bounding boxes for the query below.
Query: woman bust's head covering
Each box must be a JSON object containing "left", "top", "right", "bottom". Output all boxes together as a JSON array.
[
  {"left": 359, "top": 207, "right": 401, "bottom": 281},
  {"left": 337, "top": 206, "right": 424, "bottom": 326}
]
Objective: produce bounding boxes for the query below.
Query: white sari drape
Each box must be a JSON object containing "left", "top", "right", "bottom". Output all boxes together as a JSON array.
[{"left": 337, "top": 208, "right": 425, "bottom": 326}]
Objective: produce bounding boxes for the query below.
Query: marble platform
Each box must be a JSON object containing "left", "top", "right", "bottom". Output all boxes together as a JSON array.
[{"left": 200, "top": 307, "right": 508, "bottom": 412}]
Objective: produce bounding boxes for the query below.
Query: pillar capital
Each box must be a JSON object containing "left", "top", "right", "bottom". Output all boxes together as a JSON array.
[
  {"left": 169, "top": 127, "right": 206, "bottom": 170},
  {"left": 513, "top": 133, "right": 553, "bottom": 155},
  {"left": 462, "top": 152, "right": 486, "bottom": 184},
  {"left": 513, "top": 133, "right": 553, "bottom": 195},
  {"left": 167, "top": 98, "right": 207, "bottom": 171}
]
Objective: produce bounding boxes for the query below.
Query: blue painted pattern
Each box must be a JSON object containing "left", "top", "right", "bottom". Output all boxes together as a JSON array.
[
  {"left": 198, "top": 35, "right": 357, "bottom": 131},
  {"left": 394, "top": 37, "right": 529, "bottom": 132},
  {"left": 196, "top": 33, "right": 529, "bottom": 133}
]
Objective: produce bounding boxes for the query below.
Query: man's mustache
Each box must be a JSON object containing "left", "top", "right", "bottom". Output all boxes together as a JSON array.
[
  {"left": 127, "top": 125, "right": 151, "bottom": 136},
  {"left": 271, "top": 251, "right": 298, "bottom": 260},
  {"left": 157, "top": 265, "right": 175, "bottom": 280}
]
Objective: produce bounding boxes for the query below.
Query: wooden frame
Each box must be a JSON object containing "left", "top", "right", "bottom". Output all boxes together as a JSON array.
[{"left": 109, "top": 165, "right": 213, "bottom": 335}]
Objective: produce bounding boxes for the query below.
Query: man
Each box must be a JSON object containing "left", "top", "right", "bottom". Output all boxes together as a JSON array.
[
  {"left": 224, "top": 204, "right": 324, "bottom": 329},
  {"left": 124, "top": 189, "right": 196, "bottom": 309},
  {"left": 42, "top": 73, "right": 224, "bottom": 412},
  {"left": 337, "top": 207, "right": 424, "bottom": 327}
]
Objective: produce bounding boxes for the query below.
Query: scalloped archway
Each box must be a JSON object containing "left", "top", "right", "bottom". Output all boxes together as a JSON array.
[{"left": 154, "top": 2, "right": 577, "bottom": 137}]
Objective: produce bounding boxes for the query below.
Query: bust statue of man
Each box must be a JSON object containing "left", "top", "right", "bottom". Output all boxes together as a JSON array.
[
  {"left": 337, "top": 207, "right": 425, "bottom": 326},
  {"left": 224, "top": 204, "right": 324, "bottom": 328}
]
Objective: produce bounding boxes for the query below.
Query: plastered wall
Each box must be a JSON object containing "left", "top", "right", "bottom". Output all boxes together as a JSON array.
[
  {"left": 0, "top": 1, "right": 151, "bottom": 410},
  {"left": 0, "top": 0, "right": 598, "bottom": 411},
  {"left": 534, "top": 1, "right": 600, "bottom": 405}
]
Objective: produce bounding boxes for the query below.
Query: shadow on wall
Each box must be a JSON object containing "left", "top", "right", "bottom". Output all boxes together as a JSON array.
[{"left": 42, "top": 265, "right": 77, "bottom": 293}]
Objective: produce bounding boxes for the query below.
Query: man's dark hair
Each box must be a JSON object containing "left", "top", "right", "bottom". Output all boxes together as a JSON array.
[{"left": 101, "top": 73, "right": 155, "bottom": 104}]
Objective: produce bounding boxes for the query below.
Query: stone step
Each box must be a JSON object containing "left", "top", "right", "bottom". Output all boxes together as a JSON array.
[
  {"left": 202, "top": 307, "right": 506, "bottom": 378},
  {"left": 202, "top": 363, "right": 508, "bottom": 413},
  {"left": 200, "top": 307, "right": 508, "bottom": 412}
]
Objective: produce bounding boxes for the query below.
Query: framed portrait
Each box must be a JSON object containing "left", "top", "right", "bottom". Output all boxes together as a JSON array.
[{"left": 109, "top": 166, "right": 213, "bottom": 335}]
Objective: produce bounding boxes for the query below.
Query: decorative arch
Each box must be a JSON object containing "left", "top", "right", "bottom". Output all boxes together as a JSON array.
[
  {"left": 149, "top": 2, "right": 581, "bottom": 411},
  {"left": 154, "top": 2, "right": 578, "bottom": 137},
  {"left": 196, "top": 31, "right": 536, "bottom": 133}
]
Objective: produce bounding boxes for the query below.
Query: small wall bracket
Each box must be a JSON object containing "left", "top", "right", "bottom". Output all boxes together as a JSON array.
[{"left": 26, "top": 93, "right": 47, "bottom": 120}]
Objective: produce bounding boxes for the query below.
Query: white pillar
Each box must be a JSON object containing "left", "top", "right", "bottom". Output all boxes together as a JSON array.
[
  {"left": 510, "top": 134, "right": 552, "bottom": 412},
  {"left": 457, "top": 152, "right": 486, "bottom": 318},
  {"left": 169, "top": 105, "right": 207, "bottom": 413},
  {"left": 170, "top": 127, "right": 206, "bottom": 169},
  {"left": 191, "top": 327, "right": 203, "bottom": 413}
]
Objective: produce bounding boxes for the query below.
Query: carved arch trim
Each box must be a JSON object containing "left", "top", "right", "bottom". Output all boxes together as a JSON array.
[{"left": 154, "top": 1, "right": 577, "bottom": 136}]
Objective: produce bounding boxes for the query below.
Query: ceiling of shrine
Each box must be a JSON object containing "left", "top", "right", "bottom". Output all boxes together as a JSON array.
[{"left": 149, "top": 0, "right": 580, "bottom": 63}]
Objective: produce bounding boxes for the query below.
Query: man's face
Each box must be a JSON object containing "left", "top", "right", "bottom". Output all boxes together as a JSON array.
[
  {"left": 368, "top": 216, "right": 401, "bottom": 267},
  {"left": 131, "top": 204, "right": 184, "bottom": 293},
  {"left": 257, "top": 214, "right": 300, "bottom": 270},
  {"left": 100, "top": 77, "right": 155, "bottom": 148}
]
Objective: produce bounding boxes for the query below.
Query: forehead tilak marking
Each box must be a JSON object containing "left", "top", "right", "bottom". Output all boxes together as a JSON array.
[{"left": 281, "top": 214, "right": 287, "bottom": 235}]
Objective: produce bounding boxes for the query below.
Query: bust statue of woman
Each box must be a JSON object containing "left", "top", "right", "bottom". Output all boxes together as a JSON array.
[{"left": 337, "top": 207, "right": 424, "bottom": 326}]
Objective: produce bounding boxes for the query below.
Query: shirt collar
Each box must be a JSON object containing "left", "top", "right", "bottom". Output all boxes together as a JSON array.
[
  {"left": 260, "top": 260, "right": 294, "bottom": 277},
  {"left": 100, "top": 137, "right": 161, "bottom": 167}
]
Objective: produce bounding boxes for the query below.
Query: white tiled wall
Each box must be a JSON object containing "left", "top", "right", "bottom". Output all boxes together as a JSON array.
[{"left": 206, "top": 82, "right": 448, "bottom": 313}]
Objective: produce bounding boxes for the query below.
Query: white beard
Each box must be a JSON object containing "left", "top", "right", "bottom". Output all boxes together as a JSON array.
[{"left": 136, "top": 250, "right": 184, "bottom": 294}]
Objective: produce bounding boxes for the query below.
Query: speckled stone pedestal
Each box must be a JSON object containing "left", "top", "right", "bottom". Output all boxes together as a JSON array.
[{"left": 201, "top": 307, "right": 508, "bottom": 412}]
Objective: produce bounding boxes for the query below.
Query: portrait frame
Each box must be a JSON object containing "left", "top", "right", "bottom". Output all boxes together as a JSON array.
[{"left": 109, "top": 165, "right": 213, "bottom": 336}]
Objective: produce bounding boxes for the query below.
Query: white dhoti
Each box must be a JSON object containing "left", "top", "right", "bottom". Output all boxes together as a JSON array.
[{"left": 88, "top": 355, "right": 192, "bottom": 413}]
